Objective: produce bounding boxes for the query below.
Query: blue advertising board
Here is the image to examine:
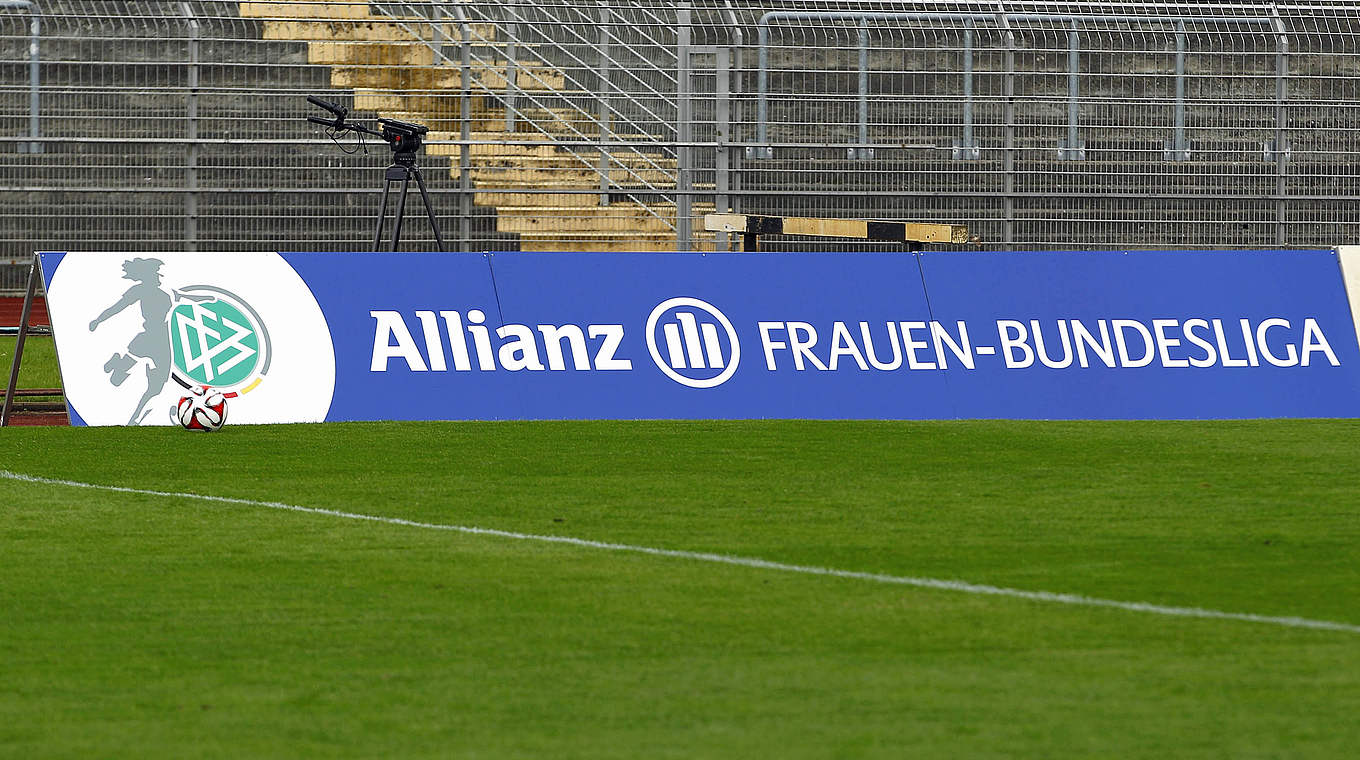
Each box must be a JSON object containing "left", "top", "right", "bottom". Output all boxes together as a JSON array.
[{"left": 39, "top": 248, "right": 1360, "bottom": 424}]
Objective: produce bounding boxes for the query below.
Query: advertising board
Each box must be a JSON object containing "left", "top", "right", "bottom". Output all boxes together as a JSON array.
[{"left": 38, "top": 248, "right": 1360, "bottom": 424}]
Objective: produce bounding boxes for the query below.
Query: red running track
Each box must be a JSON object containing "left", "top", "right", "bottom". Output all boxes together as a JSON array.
[
  {"left": 3, "top": 296, "right": 66, "bottom": 426},
  {"left": 0, "top": 295, "right": 50, "bottom": 327}
]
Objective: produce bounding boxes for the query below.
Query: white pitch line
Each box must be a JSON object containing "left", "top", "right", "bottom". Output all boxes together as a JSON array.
[{"left": 4, "top": 468, "right": 1359, "bottom": 636}]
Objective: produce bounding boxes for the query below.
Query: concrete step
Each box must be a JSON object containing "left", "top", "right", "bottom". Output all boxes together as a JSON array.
[
  {"left": 308, "top": 41, "right": 437, "bottom": 67},
  {"left": 331, "top": 63, "right": 567, "bottom": 91},
  {"left": 474, "top": 192, "right": 601, "bottom": 208},
  {"left": 429, "top": 145, "right": 677, "bottom": 171},
  {"left": 241, "top": 1, "right": 372, "bottom": 20},
  {"left": 374, "top": 114, "right": 509, "bottom": 132},
  {"left": 354, "top": 90, "right": 598, "bottom": 118},
  {"left": 426, "top": 131, "right": 670, "bottom": 150},
  {"left": 496, "top": 203, "right": 714, "bottom": 234},
  {"left": 466, "top": 166, "right": 679, "bottom": 188},
  {"left": 308, "top": 40, "right": 547, "bottom": 69},
  {"left": 363, "top": 107, "right": 612, "bottom": 136},
  {"left": 354, "top": 90, "right": 501, "bottom": 116},
  {"left": 264, "top": 19, "right": 498, "bottom": 42},
  {"left": 476, "top": 155, "right": 677, "bottom": 170},
  {"left": 434, "top": 108, "right": 613, "bottom": 136}
]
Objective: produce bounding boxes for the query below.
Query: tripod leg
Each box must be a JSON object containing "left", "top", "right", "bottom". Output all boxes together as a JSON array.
[
  {"left": 392, "top": 175, "right": 412, "bottom": 252},
  {"left": 373, "top": 177, "right": 394, "bottom": 252},
  {"left": 412, "top": 168, "right": 447, "bottom": 252}
]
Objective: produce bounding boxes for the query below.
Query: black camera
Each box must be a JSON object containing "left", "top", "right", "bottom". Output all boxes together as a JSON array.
[
  {"left": 305, "top": 94, "right": 445, "bottom": 252},
  {"left": 306, "top": 96, "right": 430, "bottom": 159},
  {"left": 378, "top": 118, "right": 427, "bottom": 155}
]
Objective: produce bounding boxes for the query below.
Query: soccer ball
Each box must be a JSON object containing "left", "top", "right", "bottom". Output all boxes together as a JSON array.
[{"left": 175, "top": 387, "right": 228, "bottom": 432}]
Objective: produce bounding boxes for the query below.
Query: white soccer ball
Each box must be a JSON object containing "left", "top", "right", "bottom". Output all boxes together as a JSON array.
[{"left": 176, "top": 387, "right": 228, "bottom": 432}]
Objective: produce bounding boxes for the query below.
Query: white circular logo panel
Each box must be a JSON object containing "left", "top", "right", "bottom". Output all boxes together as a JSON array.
[{"left": 46, "top": 252, "right": 335, "bottom": 425}]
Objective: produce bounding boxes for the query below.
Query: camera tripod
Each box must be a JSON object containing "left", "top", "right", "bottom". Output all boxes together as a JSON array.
[
  {"left": 374, "top": 150, "right": 446, "bottom": 253},
  {"left": 307, "top": 95, "right": 446, "bottom": 252}
]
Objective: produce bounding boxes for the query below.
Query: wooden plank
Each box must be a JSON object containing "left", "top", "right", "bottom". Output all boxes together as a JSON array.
[
  {"left": 703, "top": 214, "right": 969, "bottom": 244},
  {"left": 783, "top": 217, "right": 869, "bottom": 239}
]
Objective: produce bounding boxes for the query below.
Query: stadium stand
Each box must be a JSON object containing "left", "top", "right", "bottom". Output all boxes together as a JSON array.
[
  {"left": 2, "top": 1, "right": 1359, "bottom": 276},
  {"left": 241, "top": 0, "right": 715, "bottom": 252}
]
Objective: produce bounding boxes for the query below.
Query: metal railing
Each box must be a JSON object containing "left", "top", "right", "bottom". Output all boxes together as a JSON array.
[
  {"left": 752, "top": 10, "right": 1285, "bottom": 162},
  {"left": 369, "top": 0, "right": 685, "bottom": 200},
  {"left": 0, "top": 0, "right": 39, "bottom": 154},
  {"left": 4, "top": 0, "right": 1360, "bottom": 294}
]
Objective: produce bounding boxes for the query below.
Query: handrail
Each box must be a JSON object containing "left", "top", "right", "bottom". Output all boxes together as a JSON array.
[
  {"left": 369, "top": 1, "right": 679, "bottom": 145},
  {"left": 367, "top": 0, "right": 685, "bottom": 228},
  {"left": 0, "top": 0, "right": 41, "bottom": 154},
  {"left": 370, "top": 7, "right": 679, "bottom": 172},
  {"left": 481, "top": 0, "right": 679, "bottom": 131}
]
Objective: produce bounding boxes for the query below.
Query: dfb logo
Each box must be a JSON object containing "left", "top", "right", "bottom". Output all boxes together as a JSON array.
[{"left": 645, "top": 297, "right": 740, "bottom": 388}]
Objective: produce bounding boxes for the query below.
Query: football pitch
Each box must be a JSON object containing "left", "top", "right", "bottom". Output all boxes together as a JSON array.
[{"left": 2, "top": 419, "right": 1359, "bottom": 758}]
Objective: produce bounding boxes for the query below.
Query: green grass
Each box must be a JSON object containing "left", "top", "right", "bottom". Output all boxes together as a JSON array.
[
  {"left": 0, "top": 335, "right": 61, "bottom": 389},
  {"left": 2, "top": 420, "right": 1359, "bottom": 758}
]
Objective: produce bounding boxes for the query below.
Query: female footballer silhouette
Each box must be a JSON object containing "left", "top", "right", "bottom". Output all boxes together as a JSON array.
[{"left": 88, "top": 258, "right": 173, "bottom": 425}]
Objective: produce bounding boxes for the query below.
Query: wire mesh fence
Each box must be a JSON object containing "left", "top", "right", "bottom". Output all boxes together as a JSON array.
[{"left": 3, "top": 1, "right": 1360, "bottom": 292}]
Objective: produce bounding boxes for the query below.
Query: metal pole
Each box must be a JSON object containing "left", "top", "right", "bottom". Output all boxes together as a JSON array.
[
  {"left": 1059, "top": 23, "right": 1084, "bottom": 160},
  {"left": 429, "top": 1, "right": 445, "bottom": 62},
  {"left": 1161, "top": 22, "right": 1189, "bottom": 161},
  {"left": 181, "top": 2, "right": 200, "bottom": 250},
  {"left": 26, "top": 8, "right": 38, "bottom": 153},
  {"left": 1168, "top": 23, "right": 1189, "bottom": 160},
  {"left": 955, "top": 21, "right": 978, "bottom": 160},
  {"left": 1000, "top": 13, "right": 1016, "bottom": 247},
  {"left": 505, "top": 15, "right": 520, "bottom": 133},
  {"left": 856, "top": 21, "right": 868, "bottom": 158},
  {"left": 756, "top": 22, "right": 768, "bottom": 153},
  {"left": 456, "top": 4, "right": 473, "bottom": 250},
  {"left": 1273, "top": 11, "right": 1289, "bottom": 246},
  {"left": 724, "top": 0, "right": 744, "bottom": 219},
  {"left": 1, "top": 0, "right": 41, "bottom": 153},
  {"left": 715, "top": 45, "right": 731, "bottom": 250},
  {"left": 676, "top": 2, "right": 693, "bottom": 250},
  {"left": 598, "top": 1, "right": 612, "bottom": 205}
]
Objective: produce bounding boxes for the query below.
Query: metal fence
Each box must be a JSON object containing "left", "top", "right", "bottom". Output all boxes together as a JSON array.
[{"left": 3, "top": 0, "right": 1360, "bottom": 292}]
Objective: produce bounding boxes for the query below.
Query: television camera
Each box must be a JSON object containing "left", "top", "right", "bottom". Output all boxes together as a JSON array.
[{"left": 306, "top": 95, "right": 444, "bottom": 251}]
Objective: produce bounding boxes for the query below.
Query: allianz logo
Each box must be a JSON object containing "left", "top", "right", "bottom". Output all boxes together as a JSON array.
[
  {"left": 645, "top": 297, "right": 740, "bottom": 389},
  {"left": 370, "top": 297, "right": 742, "bottom": 388}
]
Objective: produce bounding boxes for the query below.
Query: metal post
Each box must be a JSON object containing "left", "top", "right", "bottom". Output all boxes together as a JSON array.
[
  {"left": 1, "top": 254, "right": 40, "bottom": 427},
  {"left": 1058, "top": 22, "right": 1084, "bottom": 160},
  {"left": 954, "top": 22, "right": 979, "bottom": 160},
  {"left": 1164, "top": 22, "right": 1190, "bottom": 161},
  {"left": 431, "top": 2, "right": 445, "bottom": 62},
  {"left": 755, "top": 21, "right": 769, "bottom": 157},
  {"left": 715, "top": 45, "right": 731, "bottom": 251},
  {"left": 2, "top": 0, "right": 42, "bottom": 153},
  {"left": 598, "top": 2, "right": 612, "bottom": 205},
  {"left": 456, "top": 4, "right": 473, "bottom": 250},
  {"left": 723, "top": 0, "right": 744, "bottom": 222},
  {"left": 853, "top": 20, "right": 871, "bottom": 159},
  {"left": 25, "top": 7, "right": 38, "bottom": 153},
  {"left": 181, "top": 2, "right": 200, "bottom": 250},
  {"left": 1272, "top": 12, "right": 1290, "bottom": 246},
  {"left": 505, "top": 18, "right": 520, "bottom": 133},
  {"left": 676, "top": 2, "right": 693, "bottom": 251},
  {"left": 1000, "top": 15, "right": 1016, "bottom": 247}
]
